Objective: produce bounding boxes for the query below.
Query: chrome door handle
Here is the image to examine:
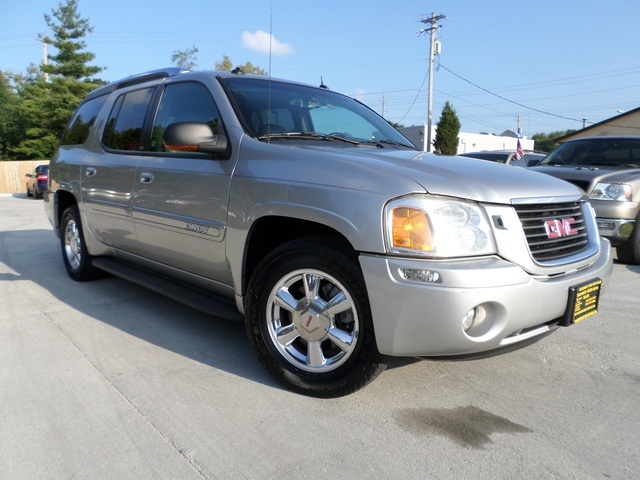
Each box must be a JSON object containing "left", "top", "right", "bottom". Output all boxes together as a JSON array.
[
  {"left": 139, "top": 172, "right": 155, "bottom": 184},
  {"left": 85, "top": 167, "right": 97, "bottom": 177}
]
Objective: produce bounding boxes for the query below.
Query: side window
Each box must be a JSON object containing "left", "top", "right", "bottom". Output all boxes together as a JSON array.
[
  {"left": 60, "top": 95, "right": 108, "bottom": 145},
  {"left": 102, "top": 87, "right": 154, "bottom": 151},
  {"left": 150, "top": 82, "right": 223, "bottom": 153}
]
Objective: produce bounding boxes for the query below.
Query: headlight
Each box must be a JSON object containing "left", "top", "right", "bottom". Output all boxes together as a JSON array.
[
  {"left": 384, "top": 196, "right": 495, "bottom": 258},
  {"left": 590, "top": 183, "right": 632, "bottom": 201}
]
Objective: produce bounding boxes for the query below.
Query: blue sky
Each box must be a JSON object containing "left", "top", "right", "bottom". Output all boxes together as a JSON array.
[{"left": 2, "top": 0, "right": 639, "bottom": 137}]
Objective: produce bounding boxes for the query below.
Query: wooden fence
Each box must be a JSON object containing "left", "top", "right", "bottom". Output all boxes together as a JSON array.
[{"left": 0, "top": 160, "right": 50, "bottom": 194}]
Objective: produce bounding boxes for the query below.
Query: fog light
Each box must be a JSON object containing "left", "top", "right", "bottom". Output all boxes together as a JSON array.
[
  {"left": 462, "top": 309, "right": 475, "bottom": 332},
  {"left": 618, "top": 223, "right": 634, "bottom": 238},
  {"left": 462, "top": 304, "right": 491, "bottom": 336}
]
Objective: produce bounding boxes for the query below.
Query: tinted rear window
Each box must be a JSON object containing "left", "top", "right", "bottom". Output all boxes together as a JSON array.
[
  {"left": 60, "top": 95, "right": 108, "bottom": 145},
  {"left": 102, "top": 88, "right": 154, "bottom": 151}
]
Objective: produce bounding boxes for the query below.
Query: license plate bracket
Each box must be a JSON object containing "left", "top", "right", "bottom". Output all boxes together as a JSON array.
[{"left": 560, "top": 278, "right": 602, "bottom": 327}]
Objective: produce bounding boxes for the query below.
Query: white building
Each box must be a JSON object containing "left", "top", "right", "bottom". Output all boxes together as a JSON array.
[{"left": 397, "top": 125, "right": 535, "bottom": 154}]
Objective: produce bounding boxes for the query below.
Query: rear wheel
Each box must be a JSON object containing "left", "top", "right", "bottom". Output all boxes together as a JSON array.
[
  {"left": 616, "top": 214, "right": 640, "bottom": 265},
  {"left": 245, "top": 238, "right": 386, "bottom": 397},
  {"left": 60, "top": 205, "right": 103, "bottom": 281}
]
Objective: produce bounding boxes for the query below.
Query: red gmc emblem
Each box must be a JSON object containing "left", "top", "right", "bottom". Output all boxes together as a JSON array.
[
  {"left": 544, "top": 218, "right": 578, "bottom": 239},
  {"left": 305, "top": 315, "right": 314, "bottom": 328}
]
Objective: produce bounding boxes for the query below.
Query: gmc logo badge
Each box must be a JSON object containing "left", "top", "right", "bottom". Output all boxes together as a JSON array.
[{"left": 544, "top": 218, "right": 578, "bottom": 239}]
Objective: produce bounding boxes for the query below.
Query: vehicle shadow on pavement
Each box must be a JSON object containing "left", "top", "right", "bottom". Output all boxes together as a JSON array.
[
  {"left": 0, "top": 228, "right": 284, "bottom": 392},
  {"left": 623, "top": 264, "right": 640, "bottom": 274}
]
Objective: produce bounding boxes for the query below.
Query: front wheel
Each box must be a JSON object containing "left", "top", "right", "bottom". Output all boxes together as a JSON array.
[
  {"left": 60, "top": 205, "right": 103, "bottom": 281},
  {"left": 245, "top": 238, "right": 386, "bottom": 397}
]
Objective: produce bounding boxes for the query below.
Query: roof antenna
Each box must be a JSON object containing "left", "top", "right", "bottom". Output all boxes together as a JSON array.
[
  {"left": 319, "top": 76, "right": 328, "bottom": 89},
  {"left": 266, "top": 0, "right": 273, "bottom": 142}
]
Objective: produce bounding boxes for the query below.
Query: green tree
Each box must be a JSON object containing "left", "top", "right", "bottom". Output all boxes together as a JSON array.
[
  {"left": 531, "top": 130, "right": 576, "bottom": 153},
  {"left": 14, "top": 0, "right": 104, "bottom": 159},
  {"left": 171, "top": 46, "right": 198, "bottom": 70},
  {"left": 433, "top": 101, "right": 461, "bottom": 155},
  {"left": 0, "top": 72, "right": 20, "bottom": 159},
  {"left": 214, "top": 55, "right": 267, "bottom": 75},
  {"left": 41, "top": 0, "right": 103, "bottom": 80}
]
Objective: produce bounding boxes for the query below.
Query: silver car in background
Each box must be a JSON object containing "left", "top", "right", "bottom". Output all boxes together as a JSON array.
[{"left": 533, "top": 136, "right": 640, "bottom": 264}]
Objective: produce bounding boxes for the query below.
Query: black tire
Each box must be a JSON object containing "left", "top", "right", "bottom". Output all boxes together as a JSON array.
[
  {"left": 245, "top": 237, "right": 386, "bottom": 397},
  {"left": 616, "top": 213, "right": 640, "bottom": 265},
  {"left": 26, "top": 184, "right": 33, "bottom": 197},
  {"left": 60, "top": 205, "right": 103, "bottom": 281}
]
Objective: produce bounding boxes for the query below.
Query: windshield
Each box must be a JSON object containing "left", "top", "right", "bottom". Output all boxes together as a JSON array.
[
  {"left": 540, "top": 138, "right": 640, "bottom": 167},
  {"left": 461, "top": 153, "right": 509, "bottom": 163},
  {"left": 219, "top": 76, "right": 416, "bottom": 149}
]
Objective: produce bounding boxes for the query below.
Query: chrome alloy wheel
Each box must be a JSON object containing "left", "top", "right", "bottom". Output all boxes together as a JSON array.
[
  {"left": 63, "top": 218, "right": 82, "bottom": 271},
  {"left": 266, "top": 269, "right": 360, "bottom": 373}
]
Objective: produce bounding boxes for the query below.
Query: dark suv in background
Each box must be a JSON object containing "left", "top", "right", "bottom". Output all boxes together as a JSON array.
[
  {"left": 533, "top": 136, "right": 640, "bottom": 264},
  {"left": 25, "top": 164, "right": 49, "bottom": 198},
  {"left": 459, "top": 150, "right": 546, "bottom": 168}
]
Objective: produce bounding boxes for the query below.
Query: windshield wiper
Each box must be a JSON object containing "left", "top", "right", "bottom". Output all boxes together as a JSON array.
[
  {"left": 370, "top": 139, "right": 416, "bottom": 149},
  {"left": 258, "top": 131, "right": 361, "bottom": 145}
]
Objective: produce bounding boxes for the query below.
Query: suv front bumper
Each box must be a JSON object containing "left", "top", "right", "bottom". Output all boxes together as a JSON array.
[
  {"left": 359, "top": 240, "right": 612, "bottom": 357},
  {"left": 596, "top": 218, "right": 635, "bottom": 242},
  {"left": 591, "top": 199, "right": 639, "bottom": 243}
]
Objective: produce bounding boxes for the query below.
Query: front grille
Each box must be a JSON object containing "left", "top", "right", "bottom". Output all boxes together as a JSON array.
[{"left": 514, "top": 202, "right": 590, "bottom": 262}]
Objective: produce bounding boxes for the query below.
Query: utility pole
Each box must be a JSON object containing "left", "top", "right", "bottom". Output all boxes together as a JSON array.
[
  {"left": 37, "top": 34, "right": 49, "bottom": 82},
  {"left": 380, "top": 95, "right": 387, "bottom": 118},
  {"left": 419, "top": 13, "right": 445, "bottom": 152}
]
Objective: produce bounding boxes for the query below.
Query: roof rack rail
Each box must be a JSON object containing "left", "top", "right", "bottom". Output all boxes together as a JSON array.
[
  {"left": 84, "top": 68, "right": 186, "bottom": 102},
  {"left": 116, "top": 68, "right": 185, "bottom": 89}
]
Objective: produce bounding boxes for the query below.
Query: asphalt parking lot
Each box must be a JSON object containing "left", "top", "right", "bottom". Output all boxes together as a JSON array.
[{"left": 1, "top": 194, "right": 639, "bottom": 479}]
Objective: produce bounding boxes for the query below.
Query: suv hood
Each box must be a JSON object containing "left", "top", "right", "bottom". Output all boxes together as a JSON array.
[
  {"left": 409, "top": 152, "right": 582, "bottom": 202},
  {"left": 240, "top": 139, "right": 585, "bottom": 204},
  {"left": 292, "top": 144, "right": 585, "bottom": 204}
]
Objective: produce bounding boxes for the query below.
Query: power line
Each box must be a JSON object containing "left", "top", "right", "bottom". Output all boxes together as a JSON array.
[
  {"left": 395, "top": 70, "right": 428, "bottom": 124},
  {"left": 439, "top": 64, "right": 583, "bottom": 124}
]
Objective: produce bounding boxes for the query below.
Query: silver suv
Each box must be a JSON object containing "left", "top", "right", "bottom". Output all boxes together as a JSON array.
[
  {"left": 45, "top": 69, "right": 612, "bottom": 397},
  {"left": 533, "top": 136, "right": 640, "bottom": 264}
]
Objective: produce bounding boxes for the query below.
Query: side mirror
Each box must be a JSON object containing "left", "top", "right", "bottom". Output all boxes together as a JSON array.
[{"left": 163, "top": 122, "right": 228, "bottom": 156}]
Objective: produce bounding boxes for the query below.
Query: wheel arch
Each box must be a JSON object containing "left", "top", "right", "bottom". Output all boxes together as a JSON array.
[
  {"left": 53, "top": 189, "right": 80, "bottom": 235},
  {"left": 241, "top": 216, "right": 359, "bottom": 295}
]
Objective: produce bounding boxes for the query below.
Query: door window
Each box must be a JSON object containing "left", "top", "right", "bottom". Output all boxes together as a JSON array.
[
  {"left": 150, "top": 82, "right": 223, "bottom": 153},
  {"left": 102, "top": 87, "right": 154, "bottom": 151}
]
